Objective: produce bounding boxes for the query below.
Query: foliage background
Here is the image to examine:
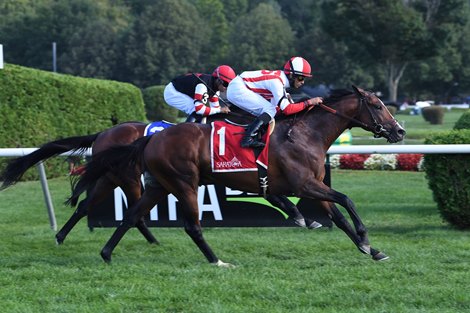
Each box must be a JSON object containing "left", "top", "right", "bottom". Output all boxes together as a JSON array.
[{"left": 1, "top": 0, "right": 470, "bottom": 102}]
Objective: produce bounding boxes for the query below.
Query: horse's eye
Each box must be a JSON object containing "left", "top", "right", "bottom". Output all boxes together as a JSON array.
[{"left": 375, "top": 105, "right": 382, "bottom": 110}]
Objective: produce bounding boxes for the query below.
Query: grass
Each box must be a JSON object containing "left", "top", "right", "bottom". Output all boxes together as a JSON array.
[
  {"left": 1, "top": 171, "right": 469, "bottom": 312},
  {"left": 350, "top": 108, "right": 466, "bottom": 145}
]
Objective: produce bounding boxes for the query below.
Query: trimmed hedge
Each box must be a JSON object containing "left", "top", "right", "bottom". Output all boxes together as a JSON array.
[
  {"left": 454, "top": 109, "right": 470, "bottom": 130},
  {"left": 0, "top": 64, "right": 146, "bottom": 179},
  {"left": 424, "top": 129, "right": 470, "bottom": 229},
  {"left": 422, "top": 106, "right": 445, "bottom": 124},
  {"left": 142, "top": 85, "right": 180, "bottom": 123}
]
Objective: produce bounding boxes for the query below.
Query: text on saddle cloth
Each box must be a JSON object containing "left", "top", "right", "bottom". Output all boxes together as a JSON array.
[{"left": 210, "top": 121, "right": 270, "bottom": 173}]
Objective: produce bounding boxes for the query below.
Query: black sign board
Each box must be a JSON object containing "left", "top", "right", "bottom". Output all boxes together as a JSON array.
[{"left": 87, "top": 165, "right": 333, "bottom": 228}]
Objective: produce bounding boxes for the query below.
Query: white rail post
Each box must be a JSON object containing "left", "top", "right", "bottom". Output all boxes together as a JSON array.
[{"left": 36, "top": 162, "right": 57, "bottom": 231}]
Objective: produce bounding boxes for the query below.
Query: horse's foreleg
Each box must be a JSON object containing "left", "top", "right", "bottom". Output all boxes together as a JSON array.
[
  {"left": 323, "top": 201, "right": 388, "bottom": 261},
  {"left": 300, "top": 182, "right": 368, "bottom": 244},
  {"left": 266, "top": 195, "right": 321, "bottom": 229},
  {"left": 135, "top": 218, "right": 159, "bottom": 245},
  {"left": 298, "top": 182, "right": 389, "bottom": 260},
  {"left": 266, "top": 194, "right": 304, "bottom": 226},
  {"left": 323, "top": 202, "right": 365, "bottom": 248},
  {"left": 100, "top": 185, "right": 167, "bottom": 263}
]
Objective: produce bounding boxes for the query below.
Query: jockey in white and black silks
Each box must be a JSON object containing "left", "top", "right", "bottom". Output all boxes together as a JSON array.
[
  {"left": 227, "top": 57, "right": 323, "bottom": 148},
  {"left": 164, "top": 65, "right": 236, "bottom": 122}
]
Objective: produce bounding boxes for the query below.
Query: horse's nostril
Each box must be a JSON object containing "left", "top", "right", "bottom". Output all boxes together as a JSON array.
[{"left": 398, "top": 129, "right": 406, "bottom": 136}]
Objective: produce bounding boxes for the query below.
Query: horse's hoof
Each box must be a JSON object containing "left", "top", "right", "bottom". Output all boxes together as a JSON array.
[
  {"left": 55, "top": 237, "right": 64, "bottom": 245},
  {"left": 307, "top": 220, "right": 322, "bottom": 229},
  {"left": 100, "top": 250, "right": 112, "bottom": 264},
  {"left": 358, "top": 245, "right": 371, "bottom": 255},
  {"left": 372, "top": 251, "right": 390, "bottom": 261},
  {"left": 294, "top": 218, "right": 306, "bottom": 228},
  {"left": 150, "top": 239, "right": 160, "bottom": 245},
  {"left": 212, "top": 260, "right": 236, "bottom": 268}
]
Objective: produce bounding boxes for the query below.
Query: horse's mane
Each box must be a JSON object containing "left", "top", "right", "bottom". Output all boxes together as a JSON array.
[{"left": 323, "top": 89, "right": 354, "bottom": 105}]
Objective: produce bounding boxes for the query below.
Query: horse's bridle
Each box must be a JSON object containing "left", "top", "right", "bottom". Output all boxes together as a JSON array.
[
  {"left": 286, "top": 92, "right": 398, "bottom": 142},
  {"left": 318, "top": 93, "right": 398, "bottom": 138}
]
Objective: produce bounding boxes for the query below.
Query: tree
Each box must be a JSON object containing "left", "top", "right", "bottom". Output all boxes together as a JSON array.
[
  {"left": 228, "top": 3, "right": 295, "bottom": 71},
  {"left": 0, "top": 0, "right": 127, "bottom": 73},
  {"left": 118, "top": 0, "right": 209, "bottom": 87},
  {"left": 322, "top": 0, "right": 469, "bottom": 102},
  {"left": 191, "top": 0, "right": 230, "bottom": 69},
  {"left": 400, "top": 0, "right": 470, "bottom": 101}
]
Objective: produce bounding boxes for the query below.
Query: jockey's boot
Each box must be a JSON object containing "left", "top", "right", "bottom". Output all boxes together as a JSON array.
[
  {"left": 185, "top": 112, "right": 199, "bottom": 123},
  {"left": 241, "top": 112, "right": 271, "bottom": 148}
]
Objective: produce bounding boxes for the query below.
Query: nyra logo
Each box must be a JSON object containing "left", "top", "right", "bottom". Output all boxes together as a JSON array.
[{"left": 216, "top": 157, "right": 242, "bottom": 168}]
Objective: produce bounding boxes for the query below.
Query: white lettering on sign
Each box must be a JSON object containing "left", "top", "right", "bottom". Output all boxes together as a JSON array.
[
  {"left": 225, "top": 187, "right": 258, "bottom": 196},
  {"left": 113, "top": 184, "right": 222, "bottom": 221}
]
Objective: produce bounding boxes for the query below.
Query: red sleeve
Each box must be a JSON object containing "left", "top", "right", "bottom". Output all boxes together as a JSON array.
[{"left": 281, "top": 101, "right": 308, "bottom": 115}]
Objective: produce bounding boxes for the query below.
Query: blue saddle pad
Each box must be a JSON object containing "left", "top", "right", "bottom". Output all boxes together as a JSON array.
[{"left": 144, "top": 120, "right": 175, "bottom": 136}]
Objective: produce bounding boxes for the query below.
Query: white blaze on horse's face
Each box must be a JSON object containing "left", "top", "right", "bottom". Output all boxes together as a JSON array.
[{"left": 363, "top": 92, "right": 406, "bottom": 143}]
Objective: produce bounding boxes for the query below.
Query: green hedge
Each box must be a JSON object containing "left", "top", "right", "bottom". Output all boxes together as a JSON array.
[
  {"left": 422, "top": 106, "right": 445, "bottom": 124},
  {"left": 0, "top": 64, "right": 146, "bottom": 179},
  {"left": 424, "top": 129, "right": 470, "bottom": 229},
  {"left": 454, "top": 109, "right": 470, "bottom": 130},
  {"left": 142, "top": 85, "right": 180, "bottom": 123}
]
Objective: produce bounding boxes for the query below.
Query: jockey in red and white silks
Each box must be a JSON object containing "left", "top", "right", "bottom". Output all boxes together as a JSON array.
[
  {"left": 227, "top": 57, "right": 323, "bottom": 148},
  {"left": 164, "top": 65, "right": 236, "bottom": 122}
]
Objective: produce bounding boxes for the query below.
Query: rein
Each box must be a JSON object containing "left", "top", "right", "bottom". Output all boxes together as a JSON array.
[{"left": 286, "top": 94, "right": 394, "bottom": 142}]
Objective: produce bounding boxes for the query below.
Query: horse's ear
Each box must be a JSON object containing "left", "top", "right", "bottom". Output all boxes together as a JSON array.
[{"left": 351, "top": 85, "right": 363, "bottom": 97}]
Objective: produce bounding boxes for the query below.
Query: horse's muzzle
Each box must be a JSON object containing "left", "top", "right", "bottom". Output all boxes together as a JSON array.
[{"left": 386, "top": 124, "right": 406, "bottom": 143}]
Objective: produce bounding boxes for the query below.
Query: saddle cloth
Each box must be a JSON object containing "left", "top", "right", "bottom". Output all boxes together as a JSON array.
[
  {"left": 210, "top": 121, "right": 269, "bottom": 172},
  {"left": 144, "top": 120, "right": 175, "bottom": 136}
]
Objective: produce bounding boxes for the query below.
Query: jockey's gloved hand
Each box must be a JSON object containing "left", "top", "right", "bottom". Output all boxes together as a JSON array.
[{"left": 305, "top": 97, "right": 323, "bottom": 107}]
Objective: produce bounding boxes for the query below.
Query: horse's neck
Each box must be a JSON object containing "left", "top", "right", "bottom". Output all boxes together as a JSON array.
[{"left": 302, "top": 97, "right": 359, "bottom": 148}]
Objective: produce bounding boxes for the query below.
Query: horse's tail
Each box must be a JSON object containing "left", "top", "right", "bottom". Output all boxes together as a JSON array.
[
  {"left": 65, "top": 135, "right": 152, "bottom": 206},
  {"left": 0, "top": 133, "right": 100, "bottom": 190}
]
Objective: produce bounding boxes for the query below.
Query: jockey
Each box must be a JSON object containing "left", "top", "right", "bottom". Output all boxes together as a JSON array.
[
  {"left": 164, "top": 65, "right": 236, "bottom": 122},
  {"left": 227, "top": 57, "right": 323, "bottom": 148}
]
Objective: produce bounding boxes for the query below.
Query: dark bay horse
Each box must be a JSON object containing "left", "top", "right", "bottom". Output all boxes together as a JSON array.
[
  {"left": 69, "top": 85, "right": 405, "bottom": 266},
  {"left": 0, "top": 109, "right": 316, "bottom": 246}
]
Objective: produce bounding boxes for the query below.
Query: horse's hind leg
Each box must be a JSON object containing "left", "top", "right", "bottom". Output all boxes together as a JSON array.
[
  {"left": 100, "top": 185, "right": 168, "bottom": 263},
  {"left": 55, "top": 197, "right": 89, "bottom": 245},
  {"left": 176, "top": 188, "right": 233, "bottom": 267},
  {"left": 56, "top": 176, "right": 113, "bottom": 244},
  {"left": 120, "top": 177, "right": 159, "bottom": 245}
]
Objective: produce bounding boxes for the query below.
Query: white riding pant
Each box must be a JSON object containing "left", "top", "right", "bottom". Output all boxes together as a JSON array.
[
  {"left": 226, "top": 76, "right": 276, "bottom": 118},
  {"left": 164, "top": 82, "right": 195, "bottom": 115}
]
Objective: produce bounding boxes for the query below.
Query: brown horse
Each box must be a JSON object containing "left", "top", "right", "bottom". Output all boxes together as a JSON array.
[
  {"left": 69, "top": 85, "right": 405, "bottom": 266},
  {"left": 0, "top": 108, "right": 315, "bottom": 246}
]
